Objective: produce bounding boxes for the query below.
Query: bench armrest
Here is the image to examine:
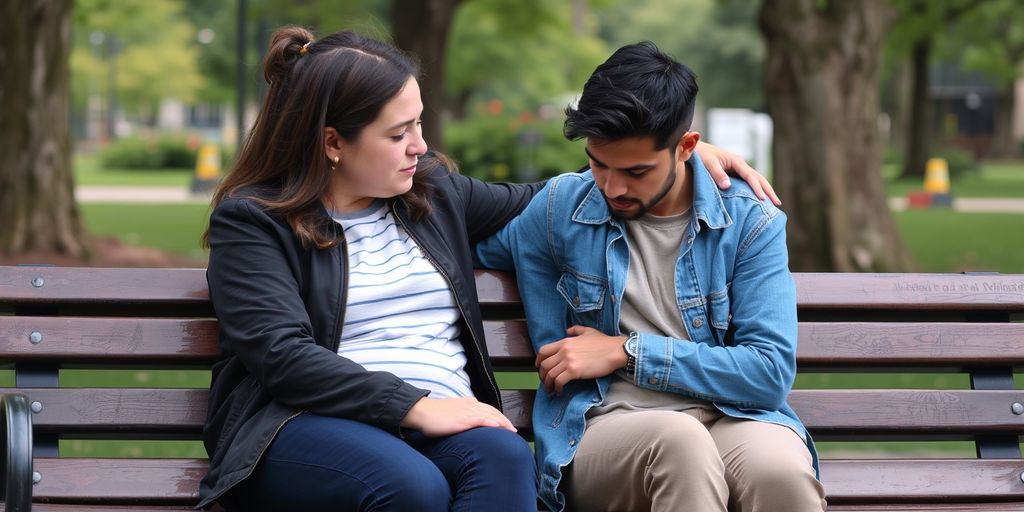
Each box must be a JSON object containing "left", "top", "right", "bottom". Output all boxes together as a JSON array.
[{"left": 1, "top": 393, "right": 33, "bottom": 512}]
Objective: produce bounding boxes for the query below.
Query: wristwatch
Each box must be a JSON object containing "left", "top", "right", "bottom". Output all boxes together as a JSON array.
[{"left": 622, "top": 331, "right": 639, "bottom": 378}]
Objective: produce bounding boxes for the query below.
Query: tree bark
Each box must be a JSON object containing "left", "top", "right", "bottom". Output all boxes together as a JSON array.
[
  {"left": 991, "top": 85, "right": 1018, "bottom": 159},
  {"left": 0, "top": 0, "right": 86, "bottom": 258},
  {"left": 391, "top": 0, "right": 461, "bottom": 152},
  {"left": 760, "top": 0, "right": 914, "bottom": 272},
  {"left": 900, "top": 37, "right": 932, "bottom": 179}
]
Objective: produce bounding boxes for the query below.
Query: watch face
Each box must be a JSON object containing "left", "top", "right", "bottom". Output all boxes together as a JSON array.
[{"left": 625, "top": 335, "right": 639, "bottom": 356}]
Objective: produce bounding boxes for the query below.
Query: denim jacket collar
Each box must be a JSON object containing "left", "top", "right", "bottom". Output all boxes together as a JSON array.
[{"left": 571, "top": 153, "right": 733, "bottom": 230}]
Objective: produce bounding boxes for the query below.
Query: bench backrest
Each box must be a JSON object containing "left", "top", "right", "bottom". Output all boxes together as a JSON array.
[{"left": 2, "top": 266, "right": 1024, "bottom": 507}]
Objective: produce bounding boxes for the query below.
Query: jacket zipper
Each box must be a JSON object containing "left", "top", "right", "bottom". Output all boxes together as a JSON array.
[{"left": 390, "top": 203, "right": 503, "bottom": 410}]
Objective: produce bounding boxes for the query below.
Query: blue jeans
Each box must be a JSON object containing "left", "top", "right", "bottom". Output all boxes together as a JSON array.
[{"left": 223, "top": 413, "right": 537, "bottom": 511}]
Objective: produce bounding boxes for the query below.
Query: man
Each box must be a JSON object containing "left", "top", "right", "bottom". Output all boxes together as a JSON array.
[{"left": 475, "top": 42, "right": 826, "bottom": 512}]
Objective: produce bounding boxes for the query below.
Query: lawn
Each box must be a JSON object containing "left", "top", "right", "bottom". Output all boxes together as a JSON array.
[
  {"left": 894, "top": 210, "right": 1024, "bottom": 273},
  {"left": 884, "top": 161, "right": 1024, "bottom": 198},
  {"left": 80, "top": 203, "right": 211, "bottom": 261},
  {"left": 74, "top": 154, "right": 195, "bottom": 187}
]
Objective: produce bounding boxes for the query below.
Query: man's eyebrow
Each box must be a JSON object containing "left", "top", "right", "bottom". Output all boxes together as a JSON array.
[{"left": 585, "top": 146, "right": 657, "bottom": 172}]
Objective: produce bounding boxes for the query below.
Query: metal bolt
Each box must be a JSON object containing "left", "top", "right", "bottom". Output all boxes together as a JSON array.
[
  {"left": 1013, "top": 403, "right": 1024, "bottom": 415},
  {"left": 31, "top": 276, "right": 44, "bottom": 288},
  {"left": 1020, "top": 471, "right": 1024, "bottom": 484},
  {"left": 32, "top": 472, "right": 41, "bottom": 484},
  {"left": 29, "top": 331, "right": 43, "bottom": 344},
  {"left": 30, "top": 401, "right": 42, "bottom": 413}
]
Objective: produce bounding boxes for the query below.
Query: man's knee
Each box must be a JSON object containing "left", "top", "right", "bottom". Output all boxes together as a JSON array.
[{"left": 641, "top": 412, "right": 719, "bottom": 463}]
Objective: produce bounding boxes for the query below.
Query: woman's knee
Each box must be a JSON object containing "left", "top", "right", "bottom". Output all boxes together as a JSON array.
[{"left": 461, "top": 427, "right": 534, "bottom": 465}]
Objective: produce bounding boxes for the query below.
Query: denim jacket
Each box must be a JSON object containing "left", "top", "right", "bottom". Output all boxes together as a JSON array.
[{"left": 474, "top": 154, "right": 818, "bottom": 512}]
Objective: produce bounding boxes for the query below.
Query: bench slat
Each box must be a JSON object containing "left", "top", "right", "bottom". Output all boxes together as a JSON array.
[
  {"left": 28, "top": 457, "right": 1024, "bottom": 505},
  {"left": 0, "top": 317, "right": 220, "bottom": 363},
  {"left": 5, "top": 317, "right": 1024, "bottom": 370},
  {"left": 6, "top": 388, "right": 1022, "bottom": 438},
  {"left": 4, "top": 268, "right": 1023, "bottom": 311},
  {"left": 0, "top": 267, "right": 210, "bottom": 305},
  {"left": 797, "top": 322, "right": 1024, "bottom": 368},
  {"left": 821, "top": 459, "right": 1024, "bottom": 503}
]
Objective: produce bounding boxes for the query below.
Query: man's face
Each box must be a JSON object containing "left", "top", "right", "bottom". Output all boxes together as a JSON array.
[{"left": 586, "top": 135, "right": 691, "bottom": 219}]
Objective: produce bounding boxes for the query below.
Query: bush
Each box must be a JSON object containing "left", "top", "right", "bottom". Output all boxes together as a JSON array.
[
  {"left": 931, "top": 147, "right": 978, "bottom": 179},
  {"left": 99, "top": 135, "right": 204, "bottom": 171},
  {"left": 444, "top": 112, "right": 584, "bottom": 182}
]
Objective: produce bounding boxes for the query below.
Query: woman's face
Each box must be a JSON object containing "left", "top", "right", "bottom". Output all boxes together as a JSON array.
[{"left": 326, "top": 76, "right": 427, "bottom": 212}]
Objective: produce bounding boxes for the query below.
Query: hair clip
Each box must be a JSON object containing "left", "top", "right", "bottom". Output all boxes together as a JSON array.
[{"left": 299, "top": 41, "right": 312, "bottom": 56}]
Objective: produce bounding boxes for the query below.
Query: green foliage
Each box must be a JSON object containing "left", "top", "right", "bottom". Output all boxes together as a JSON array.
[
  {"left": 446, "top": 0, "right": 608, "bottom": 115},
  {"left": 931, "top": 146, "right": 979, "bottom": 178},
  {"left": 444, "top": 111, "right": 585, "bottom": 182},
  {"left": 98, "top": 135, "right": 205, "bottom": 170},
  {"left": 597, "top": 0, "right": 764, "bottom": 110},
  {"left": 71, "top": 0, "right": 205, "bottom": 116}
]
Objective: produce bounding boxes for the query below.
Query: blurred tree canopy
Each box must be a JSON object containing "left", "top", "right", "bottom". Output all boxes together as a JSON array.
[
  {"left": 71, "top": 0, "right": 204, "bottom": 123},
  {"left": 599, "top": 0, "right": 764, "bottom": 111}
]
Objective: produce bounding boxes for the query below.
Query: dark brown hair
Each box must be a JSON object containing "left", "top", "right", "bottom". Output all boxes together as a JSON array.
[{"left": 203, "top": 26, "right": 448, "bottom": 249}]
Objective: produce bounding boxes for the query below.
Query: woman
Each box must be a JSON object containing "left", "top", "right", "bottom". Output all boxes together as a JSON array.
[{"left": 198, "top": 25, "right": 774, "bottom": 511}]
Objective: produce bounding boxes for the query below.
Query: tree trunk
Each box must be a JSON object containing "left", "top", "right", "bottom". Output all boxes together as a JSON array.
[
  {"left": 900, "top": 37, "right": 932, "bottom": 179},
  {"left": 0, "top": 0, "right": 86, "bottom": 258},
  {"left": 991, "top": 84, "right": 1018, "bottom": 159},
  {"left": 760, "top": 0, "right": 914, "bottom": 272},
  {"left": 392, "top": 0, "right": 461, "bottom": 152}
]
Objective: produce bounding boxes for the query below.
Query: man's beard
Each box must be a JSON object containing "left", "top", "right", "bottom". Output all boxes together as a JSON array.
[{"left": 607, "top": 159, "right": 677, "bottom": 220}]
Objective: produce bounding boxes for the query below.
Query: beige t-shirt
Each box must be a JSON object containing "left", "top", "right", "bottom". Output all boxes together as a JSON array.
[{"left": 587, "top": 208, "right": 713, "bottom": 422}]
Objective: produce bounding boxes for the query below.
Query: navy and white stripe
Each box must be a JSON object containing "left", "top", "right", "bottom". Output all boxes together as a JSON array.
[{"left": 332, "top": 201, "right": 472, "bottom": 398}]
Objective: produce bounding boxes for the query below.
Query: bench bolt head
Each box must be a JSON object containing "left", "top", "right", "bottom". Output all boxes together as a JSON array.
[
  {"left": 31, "top": 276, "right": 44, "bottom": 287},
  {"left": 29, "top": 331, "right": 43, "bottom": 344},
  {"left": 32, "top": 472, "right": 41, "bottom": 484},
  {"left": 1013, "top": 403, "right": 1024, "bottom": 415},
  {"left": 31, "top": 401, "right": 42, "bottom": 413}
]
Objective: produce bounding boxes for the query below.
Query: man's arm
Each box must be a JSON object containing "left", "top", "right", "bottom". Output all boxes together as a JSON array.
[
  {"left": 474, "top": 176, "right": 582, "bottom": 354},
  {"left": 536, "top": 205, "right": 797, "bottom": 411}
]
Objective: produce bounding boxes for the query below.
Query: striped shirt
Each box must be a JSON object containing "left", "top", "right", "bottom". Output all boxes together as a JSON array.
[{"left": 331, "top": 201, "right": 473, "bottom": 399}]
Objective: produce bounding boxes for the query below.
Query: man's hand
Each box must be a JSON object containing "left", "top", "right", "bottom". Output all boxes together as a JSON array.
[
  {"left": 536, "top": 325, "right": 628, "bottom": 394},
  {"left": 695, "top": 141, "right": 781, "bottom": 206},
  {"left": 401, "top": 396, "right": 517, "bottom": 436}
]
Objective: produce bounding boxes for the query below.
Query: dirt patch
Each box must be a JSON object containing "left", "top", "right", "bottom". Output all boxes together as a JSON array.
[{"left": 0, "top": 236, "right": 206, "bottom": 268}]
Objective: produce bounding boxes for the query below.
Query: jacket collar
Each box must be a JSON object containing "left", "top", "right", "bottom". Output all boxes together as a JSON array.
[{"left": 572, "top": 152, "right": 733, "bottom": 230}]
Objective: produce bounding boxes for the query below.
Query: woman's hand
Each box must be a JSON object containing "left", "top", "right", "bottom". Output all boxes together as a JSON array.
[
  {"left": 695, "top": 141, "right": 781, "bottom": 206},
  {"left": 401, "top": 396, "right": 517, "bottom": 436}
]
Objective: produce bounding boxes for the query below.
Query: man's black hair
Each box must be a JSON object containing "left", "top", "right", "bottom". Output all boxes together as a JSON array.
[{"left": 564, "top": 41, "right": 698, "bottom": 151}]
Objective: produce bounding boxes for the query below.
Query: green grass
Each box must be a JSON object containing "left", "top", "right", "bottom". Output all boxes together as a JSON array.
[
  {"left": 80, "top": 203, "right": 211, "bottom": 260},
  {"left": 74, "top": 154, "right": 194, "bottom": 187},
  {"left": 893, "top": 210, "right": 1024, "bottom": 273},
  {"left": 884, "top": 162, "right": 1024, "bottom": 198}
]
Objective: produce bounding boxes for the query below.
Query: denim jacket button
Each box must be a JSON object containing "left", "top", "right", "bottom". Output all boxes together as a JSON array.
[
  {"left": 569, "top": 438, "right": 577, "bottom": 446},
  {"left": 692, "top": 317, "right": 704, "bottom": 328},
  {"left": 648, "top": 377, "right": 658, "bottom": 385},
  {"left": 573, "top": 296, "right": 580, "bottom": 306}
]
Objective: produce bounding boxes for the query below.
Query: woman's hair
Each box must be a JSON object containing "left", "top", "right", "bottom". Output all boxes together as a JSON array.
[{"left": 203, "top": 26, "right": 450, "bottom": 249}]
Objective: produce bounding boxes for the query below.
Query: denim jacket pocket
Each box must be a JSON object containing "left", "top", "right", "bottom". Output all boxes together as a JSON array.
[
  {"left": 556, "top": 271, "right": 607, "bottom": 326},
  {"left": 706, "top": 284, "right": 733, "bottom": 345}
]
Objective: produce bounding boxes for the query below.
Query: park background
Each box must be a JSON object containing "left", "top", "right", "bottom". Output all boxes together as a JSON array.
[{"left": 2, "top": 0, "right": 1024, "bottom": 461}]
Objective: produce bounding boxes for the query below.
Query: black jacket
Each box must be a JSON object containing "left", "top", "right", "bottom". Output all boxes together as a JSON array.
[{"left": 197, "top": 169, "right": 541, "bottom": 509}]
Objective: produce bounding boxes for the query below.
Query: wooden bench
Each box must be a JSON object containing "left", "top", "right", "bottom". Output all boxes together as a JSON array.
[{"left": 1, "top": 265, "right": 1024, "bottom": 511}]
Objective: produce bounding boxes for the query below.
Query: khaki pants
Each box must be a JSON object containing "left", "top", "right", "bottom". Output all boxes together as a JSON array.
[{"left": 564, "top": 409, "right": 827, "bottom": 512}]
